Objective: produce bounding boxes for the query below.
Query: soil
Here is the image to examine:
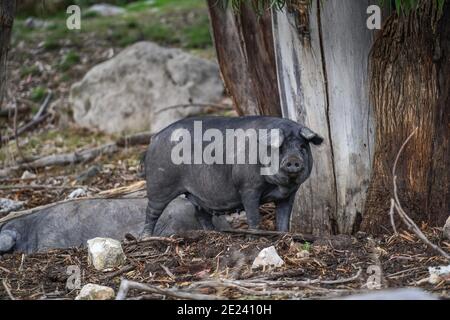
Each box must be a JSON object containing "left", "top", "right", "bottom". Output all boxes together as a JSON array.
[{"left": 0, "top": 227, "right": 448, "bottom": 300}]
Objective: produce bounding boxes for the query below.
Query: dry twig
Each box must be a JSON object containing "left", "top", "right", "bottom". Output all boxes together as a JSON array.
[
  {"left": 116, "top": 279, "right": 224, "bottom": 300},
  {"left": 391, "top": 128, "right": 450, "bottom": 261}
]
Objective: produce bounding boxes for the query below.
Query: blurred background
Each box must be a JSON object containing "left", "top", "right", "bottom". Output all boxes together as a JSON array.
[{"left": 1, "top": 0, "right": 234, "bottom": 214}]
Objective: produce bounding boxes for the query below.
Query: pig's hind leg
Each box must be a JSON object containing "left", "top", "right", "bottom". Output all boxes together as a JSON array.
[
  {"left": 194, "top": 208, "right": 215, "bottom": 231},
  {"left": 142, "top": 198, "right": 175, "bottom": 237}
]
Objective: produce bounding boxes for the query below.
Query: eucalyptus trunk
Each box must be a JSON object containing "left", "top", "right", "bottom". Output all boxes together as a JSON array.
[
  {"left": 207, "top": 0, "right": 281, "bottom": 116},
  {"left": 362, "top": 1, "right": 450, "bottom": 233},
  {"left": 0, "top": 0, "right": 16, "bottom": 110}
]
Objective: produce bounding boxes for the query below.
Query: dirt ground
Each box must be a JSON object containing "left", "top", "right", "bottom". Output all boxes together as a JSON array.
[{"left": 1, "top": 226, "right": 449, "bottom": 300}]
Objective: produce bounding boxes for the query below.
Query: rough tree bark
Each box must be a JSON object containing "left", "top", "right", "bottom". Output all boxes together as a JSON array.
[
  {"left": 272, "top": 0, "right": 375, "bottom": 235},
  {"left": 0, "top": 0, "right": 16, "bottom": 109},
  {"left": 361, "top": 1, "right": 449, "bottom": 233},
  {"left": 207, "top": 0, "right": 281, "bottom": 116}
]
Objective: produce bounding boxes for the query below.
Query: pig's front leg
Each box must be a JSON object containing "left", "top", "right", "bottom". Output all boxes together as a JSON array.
[
  {"left": 240, "top": 189, "right": 262, "bottom": 229},
  {"left": 275, "top": 193, "right": 295, "bottom": 232}
]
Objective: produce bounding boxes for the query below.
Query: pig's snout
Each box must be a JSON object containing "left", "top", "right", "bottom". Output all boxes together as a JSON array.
[{"left": 281, "top": 155, "right": 304, "bottom": 175}]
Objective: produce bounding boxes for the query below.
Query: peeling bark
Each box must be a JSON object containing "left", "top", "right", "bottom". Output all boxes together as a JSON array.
[
  {"left": 207, "top": 0, "right": 281, "bottom": 116},
  {"left": 362, "top": 1, "right": 449, "bottom": 233},
  {"left": 272, "top": 0, "right": 374, "bottom": 235}
]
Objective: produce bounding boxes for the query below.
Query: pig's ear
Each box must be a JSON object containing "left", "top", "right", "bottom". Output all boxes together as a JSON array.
[
  {"left": 299, "top": 127, "right": 324, "bottom": 146},
  {"left": 259, "top": 129, "right": 284, "bottom": 148}
]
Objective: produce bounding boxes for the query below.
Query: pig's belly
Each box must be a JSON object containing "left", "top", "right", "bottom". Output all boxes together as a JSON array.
[{"left": 185, "top": 191, "right": 243, "bottom": 214}]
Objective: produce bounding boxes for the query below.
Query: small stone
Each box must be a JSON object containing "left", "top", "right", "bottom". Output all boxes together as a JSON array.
[
  {"left": 443, "top": 216, "right": 450, "bottom": 240},
  {"left": 87, "top": 238, "right": 126, "bottom": 271},
  {"left": 251, "top": 246, "right": 284, "bottom": 269},
  {"left": 428, "top": 265, "right": 450, "bottom": 285},
  {"left": 75, "top": 284, "right": 115, "bottom": 300},
  {"left": 21, "top": 170, "right": 37, "bottom": 179},
  {"left": 67, "top": 188, "right": 87, "bottom": 200}
]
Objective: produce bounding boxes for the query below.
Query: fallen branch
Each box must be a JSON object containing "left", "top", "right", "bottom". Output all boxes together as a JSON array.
[
  {"left": 189, "top": 268, "right": 361, "bottom": 298},
  {"left": 0, "top": 105, "right": 30, "bottom": 118},
  {"left": 154, "top": 103, "right": 232, "bottom": 115},
  {"left": 2, "top": 279, "right": 15, "bottom": 300},
  {"left": 222, "top": 228, "right": 317, "bottom": 243},
  {"left": 1, "top": 92, "right": 52, "bottom": 144},
  {"left": 0, "top": 184, "right": 84, "bottom": 190},
  {"left": 125, "top": 236, "right": 182, "bottom": 245},
  {"left": 115, "top": 279, "right": 224, "bottom": 300},
  {"left": 116, "top": 131, "right": 152, "bottom": 147},
  {"left": 391, "top": 128, "right": 450, "bottom": 261},
  {"left": 0, "top": 143, "right": 118, "bottom": 177},
  {"left": 102, "top": 265, "right": 136, "bottom": 280}
]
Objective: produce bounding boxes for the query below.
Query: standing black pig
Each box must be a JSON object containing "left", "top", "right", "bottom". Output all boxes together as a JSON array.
[{"left": 142, "top": 116, "right": 323, "bottom": 236}]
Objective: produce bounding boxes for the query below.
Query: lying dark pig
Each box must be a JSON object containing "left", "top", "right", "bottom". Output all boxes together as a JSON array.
[
  {"left": 142, "top": 116, "right": 323, "bottom": 236},
  {"left": 0, "top": 197, "right": 228, "bottom": 254}
]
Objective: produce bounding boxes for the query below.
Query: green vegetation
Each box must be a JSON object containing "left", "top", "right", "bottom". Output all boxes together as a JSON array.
[
  {"left": 59, "top": 51, "right": 81, "bottom": 71},
  {"left": 30, "top": 86, "right": 47, "bottom": 102},
  {"left": 13, "top": 0, "right": 213, "bottom": 51},
  {"left": 20, "top": 65, "right": 41, "bottom": 77}
]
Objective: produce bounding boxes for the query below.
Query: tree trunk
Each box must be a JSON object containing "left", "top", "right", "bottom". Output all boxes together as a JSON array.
[
  {"left": 362, "top": 1, "right": 449, "bottom": 233},
  {"left": 206, "top": 0, "right": 281, "bottom": 116},
  {"left": 0, "top": 0, "right": 16, "bottom": 109},
  {"left": 272, "top": 0, "right": 375, "bottom": 235}
]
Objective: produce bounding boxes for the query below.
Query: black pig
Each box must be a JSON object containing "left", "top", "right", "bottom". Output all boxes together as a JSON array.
[{"left": 142, "top": 116, "right": 323, "bottom": 236}]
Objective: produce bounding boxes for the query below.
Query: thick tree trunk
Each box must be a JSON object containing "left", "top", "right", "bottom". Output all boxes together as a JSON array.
[
  {"left": 0, "top": 0, "right": 16, "bottom": 109},
  {"left": 362, "top": 1, "right": 449, "bottom": 233},
  {"left": 272, "top": 0, "right": 375, "bottom": 235},
  {"left": 206, "top": 0, "right": 281, "bottom": 116}
]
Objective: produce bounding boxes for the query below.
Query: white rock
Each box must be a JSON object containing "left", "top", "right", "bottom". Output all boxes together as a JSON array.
[
  {"left": 428, "top": 265, "right": 450, "bottom": 284},
  {"left": 251, "top": 246, "right": 284, "bottom": 269},
  {"left": 21, "top": 170, "right": 36, "bottom": 179},
  {"left": 86, "top": 4, "right": 125, "bottom": 17},
  {"left": 67, "top": 188, "right": 87, "bottom": 199},
  {"left": 87, "top": 238, "right": 126, "bottom": 271},
  {"left": 75, "top": 284, "right": 115, "bottom": 300},
  {"left": 443, "top": 216, "right": 450, "bottom": 240},
  {"left": 70, "top": 42, "right": 224, "bottom": 134}
]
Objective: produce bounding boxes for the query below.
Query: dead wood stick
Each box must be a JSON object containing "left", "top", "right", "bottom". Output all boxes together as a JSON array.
[
  {"left": 1, "top": 92, "right": 52, "bottom": 143},
  {"left": 0, "top": 184, "right": 84, "bottom": 190},
  {"left": 116, "top": 131, "right": 152, "bottom": 147},
  {"left": 0, "top": 105, "right": 30, "bottom": 117},
  {"left": 2, "top": 279, "right": 15, "bottom": 300},
  {"left": 192, "top": 268, "right": 362, "bottom": 290},
  {"left": 222, "top": 228, "right": 316, "bottom": 242},
  {"left": 154, "top": 103, "right": 232, "bottom": 115},
  {"left": 391, "top": 128, "right": 450, "bottom": 261},
  {"left": 115, "top": 279, "right": 224, "bottom": 300},
  {"left": 125, "top": 236, "right": 182, "bottom": 245},
  {"left": 0, "top": 143, "right": 118, "bottom": 177},
  {"left": 102, "top": 265, "right": 136, "bottom": 280}
]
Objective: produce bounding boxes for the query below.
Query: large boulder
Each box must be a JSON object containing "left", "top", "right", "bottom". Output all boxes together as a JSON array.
[
  {"left": 70, "top": 42, "right": 224, "bottom": 134},
  {"left": 0, "top": 196, "right": 229, "bottom": 254}
]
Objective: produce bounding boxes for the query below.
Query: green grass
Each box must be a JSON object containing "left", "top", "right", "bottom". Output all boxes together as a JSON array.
[
  {"left": 30, "top": 86, "right": 47, "bottom": 102},
  {"left": 13, "top": 0, "right": 212, "bottom": 51},
  {"left": 59, "top": 51, "right": 81, "bottom": 71},
  {"left": 20, "top": 65, "right": 41, "bottom": 77}
]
